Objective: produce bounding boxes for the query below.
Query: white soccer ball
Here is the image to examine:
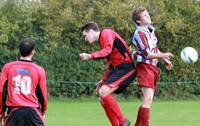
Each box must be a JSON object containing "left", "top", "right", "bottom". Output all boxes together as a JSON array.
[{"left": 180, "top": 47, "right": 198, "bottom": 64}]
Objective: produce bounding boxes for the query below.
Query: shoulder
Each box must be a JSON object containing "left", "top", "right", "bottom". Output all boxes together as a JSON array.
[
  {"left": 29, "top": 63, "right": 46, "bottom": 80},
  {"left": 101, "top": 29, "right": 115, "bottom": 36},
  {"left": 133, "top": 27, "right": 145, "bottom": 35},
  {"left": 101, "top": 29, "right": 117, "bottom": 37},
  {"left": 134, "top": 30, "right": 146, "bottom": 39},
  {"left": 100, "top": 29, "right": 116, "bottom": 41},
  {"left": 2, "top": 61, "right": 18, "bottom": 69},
  {"left": 31, "top": 63, "right": 45, "bottom": 73},
  {"left": 102, "top": 29, "right": 113, "bottom": 33}
]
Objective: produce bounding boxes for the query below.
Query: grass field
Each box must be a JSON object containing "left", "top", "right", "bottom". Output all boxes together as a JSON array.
[{"left": 45, "top": 99, "right": 200, "bottom": 126}]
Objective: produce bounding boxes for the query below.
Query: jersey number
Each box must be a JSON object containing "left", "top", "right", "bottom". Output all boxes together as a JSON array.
[{"left": 13, "top": 75, "right": 32, "bottom": 95}]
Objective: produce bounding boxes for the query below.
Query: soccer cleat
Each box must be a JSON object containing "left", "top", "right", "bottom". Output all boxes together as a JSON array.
[{"left": 120, "top": 119, "right": 131, "bottom": 126}]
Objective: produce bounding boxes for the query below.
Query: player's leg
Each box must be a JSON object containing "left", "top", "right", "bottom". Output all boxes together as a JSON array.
[
  {"left": 135, "top": 87, "right": 154, "bottom": 126},
  {"left": 99, "top": 86, "right": 131, "bottom": 126},
  {"left": 99, "top": 86, "right": 123, "bottom": 126},
  {"left": 100, "top": 92, "right": 120, "bottom": 126},
  {"left": 100, "top": 91, "right": 131, "bottom": 126},
  {"left": 4, "top": 108, "right": 25, "bottom": 126},
  {"left": 98, "top": 64, "right": 136, "bottom": 126},
  {"left": 134, "top": 63, "right": 158, "bottom": 126},
  {"left": 28, "top": 108, "right": 44, "bottom": 126}
]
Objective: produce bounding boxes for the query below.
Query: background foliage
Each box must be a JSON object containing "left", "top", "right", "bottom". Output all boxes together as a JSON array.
[{"left": 0, "top": 0, "right": 199, "bottom": 98}]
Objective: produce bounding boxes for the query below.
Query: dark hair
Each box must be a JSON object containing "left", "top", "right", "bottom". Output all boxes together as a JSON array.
[
  {"left": 81, "top": 21, "right": 99, "bottom": 32},
  {"left": 19, "top": 38, "right": 35, "bottom": 57},
  {"left": 132, "top": 7, "right": 146, "bottom": 25}
]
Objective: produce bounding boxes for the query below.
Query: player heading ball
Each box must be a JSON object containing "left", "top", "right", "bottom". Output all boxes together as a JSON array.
[
  {"left": 80, "top": 21, "right": 137, "bottom": 126},
  {"left": 131, "top": 7, "right": 173, "bottom": 126}
]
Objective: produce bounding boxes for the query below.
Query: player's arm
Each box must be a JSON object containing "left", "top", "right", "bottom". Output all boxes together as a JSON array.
[
  {"left": 147, "top": 49, "right": 173, "bottom": 70},
  {"left": 0, "top": 65, "right": 8, "bottom": 121},
  {"left": 157, "top": 49, "right": 173, "bottom": 70},
  {"left": 80, "top": 31, "right": 114, "bottom": 60},
  {"left": 162, "top": 58, "right": 173, "bottom": 70},
  {"left": 36, "top": 68, "right": 48, "bottom": 116},
  {"left": 135, "top": 32, "right": 173, "bottom": 60},
  {"left": 147, "top": 49, "right": 173, "bottom": 60}
]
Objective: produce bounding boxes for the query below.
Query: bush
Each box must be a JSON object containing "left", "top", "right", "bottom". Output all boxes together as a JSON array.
[{"left": 0, "top": 0, "right": 199, "bottom": 99}]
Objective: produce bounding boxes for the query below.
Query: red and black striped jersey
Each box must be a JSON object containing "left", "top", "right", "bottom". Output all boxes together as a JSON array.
[
  {"left": 0, "top": 60, "right": 48, "bottom": 116},
  {"left": 91, "top": 29, "right": 133, "bottom": 81}
]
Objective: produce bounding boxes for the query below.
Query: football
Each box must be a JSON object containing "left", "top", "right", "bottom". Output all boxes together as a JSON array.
[{"left": 180, "top": 47, "right": 198, "bottom": 64}]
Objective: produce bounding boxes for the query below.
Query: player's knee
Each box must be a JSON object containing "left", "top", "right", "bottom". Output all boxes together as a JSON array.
[
  {"left": 98, "top": 89, "right": 108, "bottom": 98},
  {"left": 98, "top": 87, "right": 109, "bottom": 98},
  {"left": 143, "top": 96, "right": 153, "bottom": 107}
]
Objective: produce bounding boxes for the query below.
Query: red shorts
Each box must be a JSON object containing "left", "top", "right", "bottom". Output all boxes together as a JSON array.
[{"left": 136, "top": 63, "right": 159, "bottom": 90}]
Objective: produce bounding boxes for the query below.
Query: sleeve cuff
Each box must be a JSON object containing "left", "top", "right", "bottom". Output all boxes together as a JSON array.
[
  {"left": 143, "top": 49, "right": 149, "bottom": 57},
  {"left": 0, "top": 112, "right": 4, "bottom": 118},
  {"left": 91, "top": 54, "right": 95, "bottom": 59}
]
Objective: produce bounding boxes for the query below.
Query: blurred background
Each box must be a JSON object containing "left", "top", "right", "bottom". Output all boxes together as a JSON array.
[
  {"left": 0, "top": 0, "right": 200, "bottom": 126},
  {"left": 0, "top": 0, "right": 199, "bottom": 99}
]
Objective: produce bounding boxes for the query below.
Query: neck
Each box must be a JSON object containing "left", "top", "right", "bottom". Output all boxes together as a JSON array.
[
  {"left": 139, "top": 24, "right": 149, "bottom": 28},
  {"left": 96, "top": 31, "right": 101, "bottom": 41},
  {"left": 20, "top": 56, "right": 32, "bottom": 61}
]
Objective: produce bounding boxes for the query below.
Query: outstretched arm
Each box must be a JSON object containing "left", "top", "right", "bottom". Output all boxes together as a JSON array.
[
  {"left": 157, "top": 49, "right": 173, "bottom": 70},
  {"left": 80, "top": 30, "right": 114, "bottom": 60},
  {"left": 147, "top": 49, "right": 173, "bottom": 60}
]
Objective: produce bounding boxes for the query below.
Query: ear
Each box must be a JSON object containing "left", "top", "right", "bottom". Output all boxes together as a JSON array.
[
  {"left": 136, "top": 20, "right": 141, "bottom": 25},
  {"left": 31, "top": 49, "right": 35, "bottom": 55},
  {"left": 82, "top": 30, "right": 87, "bottom": 36}
]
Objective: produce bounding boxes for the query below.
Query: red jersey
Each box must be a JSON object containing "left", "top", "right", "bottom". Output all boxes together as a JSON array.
[
  {"left": 0, "top": 60, "right": 48, "bottom": 116},
  {"left": 91, "top": 29, "right": 133, "bottom": 81}
]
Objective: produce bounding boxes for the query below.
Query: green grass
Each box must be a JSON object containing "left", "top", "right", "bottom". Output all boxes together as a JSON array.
[{"left": 45, "top": 99, "right": 200, "bottom": 126}]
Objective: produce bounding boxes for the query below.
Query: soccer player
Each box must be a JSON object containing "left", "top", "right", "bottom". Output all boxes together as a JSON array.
[
  {"left": 79, "top": 21, "right": 136, "bottom": 126},
  {"left": 0, "top": 38, "right": 48, "bottom": 126},
  {"left": 131, "top": 7, "right": 173, "bottom": 126}
]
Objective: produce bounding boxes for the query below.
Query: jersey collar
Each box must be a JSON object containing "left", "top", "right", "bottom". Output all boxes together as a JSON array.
[
  {"left": 137, "top": 25, "right": 155, "bottom": 33},
  {"left": 19, "top": 59, "right": 33, "bottom": 62},
  {"left": 98, "top": 31, "right": 102, "bottom": 42}
]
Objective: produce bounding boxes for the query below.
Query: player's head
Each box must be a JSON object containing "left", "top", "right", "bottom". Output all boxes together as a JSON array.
[
  {"left": 132, "top": 7, "right": 151, "bottom": 26},
  {"left": 81, "top": 21, "right": 100, "bottom": 43},
  {"left": 19, "top": 38, "right": 35, "bottom": 57}
]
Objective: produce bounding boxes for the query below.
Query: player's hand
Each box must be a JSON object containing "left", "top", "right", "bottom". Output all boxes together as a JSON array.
[
  {"left": 95, "top": 80, "right": 103, "bottom": 92},
  {"left": 162, "top": 52, "right": 174, "bottom": 60},
  {"left": 163, "top": 59, "right": 173, "bottom": 70},
  {"left": 43, "top": 114, "right": 45, "bottom": 119},
  {"left": 0, "top": 117, "right": 3, "bottom": 126},
  {"left": 79, "top": 53, "right": 92, "bottom": 60}
]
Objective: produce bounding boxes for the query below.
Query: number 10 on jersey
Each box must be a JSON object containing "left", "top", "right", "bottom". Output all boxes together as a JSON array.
[{"left": 12, "top": 75, "right": 32, "bottom": 95}]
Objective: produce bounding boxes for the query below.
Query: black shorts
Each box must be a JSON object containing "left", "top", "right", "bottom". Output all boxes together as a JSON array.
[
  {"left": 4, "top": 107, "right": 44, "bottom": 126},
  {"left": 103, "top": 63, "right": 137, "bottom": 94}
]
